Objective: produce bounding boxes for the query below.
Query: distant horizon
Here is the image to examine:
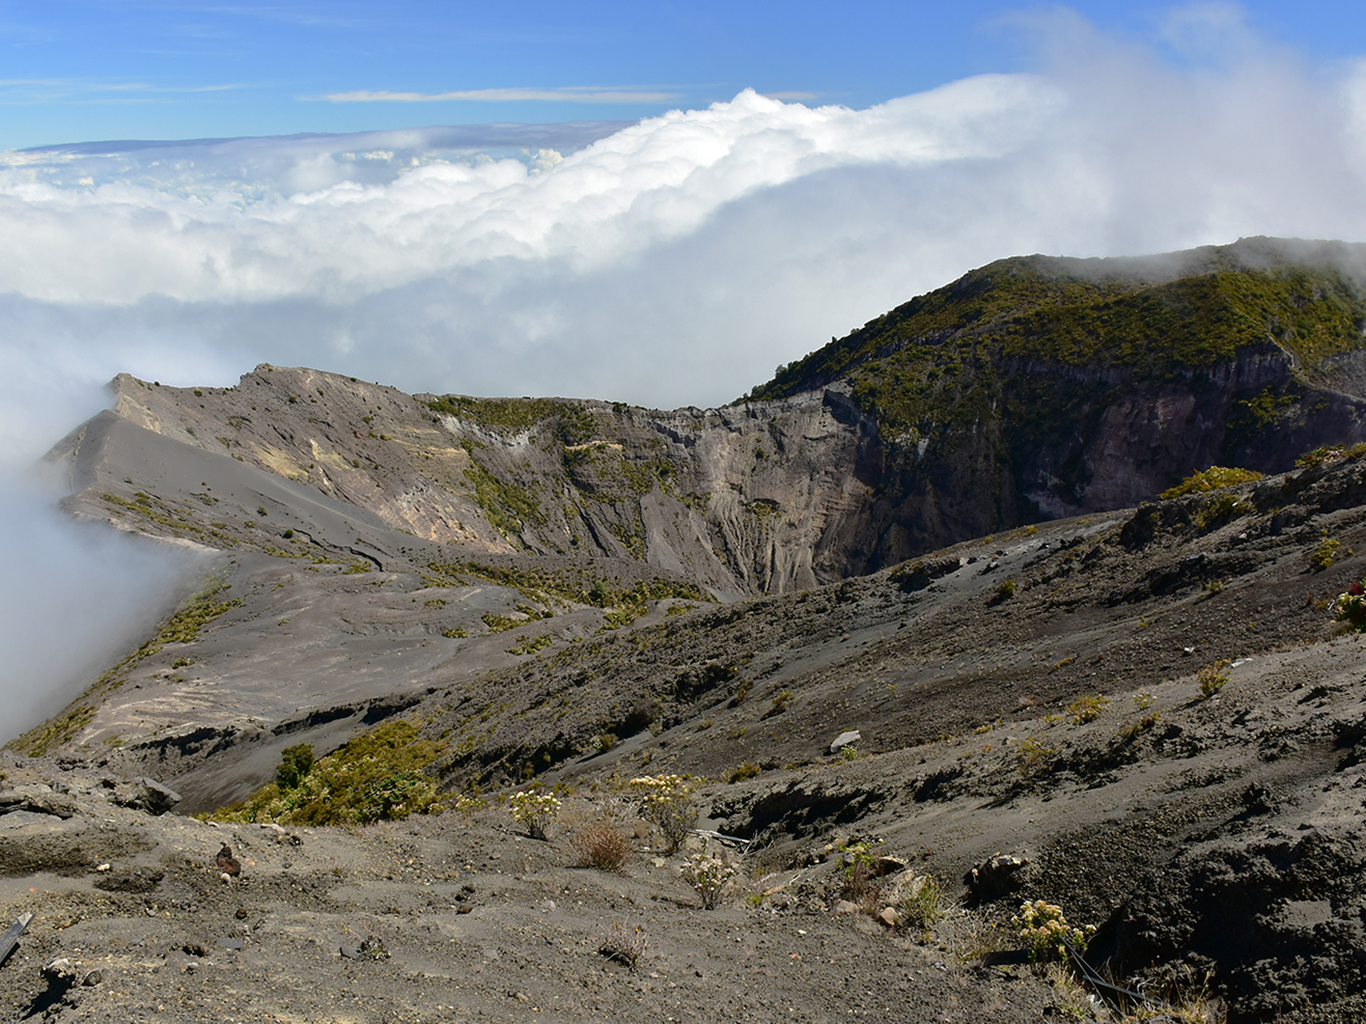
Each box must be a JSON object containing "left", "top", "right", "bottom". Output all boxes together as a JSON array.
[{"left": 3, "top": 2, "right": 1366, "bottom": 152}]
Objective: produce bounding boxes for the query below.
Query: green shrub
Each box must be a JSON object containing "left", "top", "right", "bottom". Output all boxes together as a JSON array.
[
  {"left": 1114, "top": 712, "right": 1160, "bottom": 744},
  {"left": 836, "top": 840, "right": 883, "bottom": 910},
  {"left": 989, "top": 578, "right": 1017, "bottom": 605},
  {"left": 509, "top": 789, "right": 560, "bottom": 840},
  {"left": 1066, "top": 693, "right": 1108, "bottom": 724},
  {"left": 761, "top": 689, "right": 793, "bottom": 719},
  {"left": 681, "top": 842, "right": 737, "bottom": 909},
  {"left": 1160, "top": 465, "right": 1263, "bottom": 499},
  {"left": 1011, "top": 899, "right": 1095, "bottom": 963},
  {"left": 1296, "top": 443, "right": 1366, "bottom": 469},
  {"left": 1197, "top": 660, "right": 1230, "bottom": 698},
  {"left": 1311, "top": 537, "right": 1341, "bottom": 571},
  {"left": 1015, "top": 736, "right": 1056, "bottom": 777},
  {"left": 1336, "top": 582, "right": 1366, "bottom": 631},
  {"left": 896, "top": 874, "right": 948, "bottom": 935},
  {"left": 724, "top": 761, "right": 762, "bottom": 783},
  {"left": 209, "top": 720, "right": 443, "bottom": 826},
  {"left": 630, "top": 774, "right": 699, "bottom": 853},
  {"left": 275, "top": 742, "right": 314, "bottom": 790}
]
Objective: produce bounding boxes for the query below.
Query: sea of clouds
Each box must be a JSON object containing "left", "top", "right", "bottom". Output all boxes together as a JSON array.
[{"left": 6, "top": 11, "right": 1366, "bottom": 739}]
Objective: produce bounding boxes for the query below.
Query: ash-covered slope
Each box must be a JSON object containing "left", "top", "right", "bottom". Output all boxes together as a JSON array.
[{"left": 11, "top": 436, "right": 1366, "bottom": 1022}]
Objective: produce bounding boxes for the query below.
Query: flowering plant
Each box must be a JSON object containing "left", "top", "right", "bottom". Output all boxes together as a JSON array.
[
  {"left": 1011, "top": 899, "right": 1095, "bottom": 963},
  {"left": 629, "top": 775, "right": 699, "bottom": 852},
  {"left": 1336, "top": 581, "right": 1366, "bottom": 631},
  {"left": 508, "top": 790, "right": 560, "bottom": 839},
  {"left": 680, "top": 842, "right": 736, "bottom": 909}
]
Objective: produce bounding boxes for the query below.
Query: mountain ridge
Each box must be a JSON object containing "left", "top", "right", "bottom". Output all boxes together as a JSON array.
[{"left": 11, "top": 238, "right": 1366, "bottom": 1021}]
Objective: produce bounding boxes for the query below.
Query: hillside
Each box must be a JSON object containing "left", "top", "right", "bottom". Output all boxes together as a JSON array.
[{"left": 8, "top": 239, "right": 1366, "bottom": 1022}]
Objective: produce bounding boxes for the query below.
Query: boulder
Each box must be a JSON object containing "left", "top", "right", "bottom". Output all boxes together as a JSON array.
[
  {"left": 829, "top": 730, "right": 861, "bottom": 755},
  {"left": 111, "top": 777, "right": 182, "bottom": 815},
  {"left": 964, "top": 853, "right": 1029, "bottom": 901}
]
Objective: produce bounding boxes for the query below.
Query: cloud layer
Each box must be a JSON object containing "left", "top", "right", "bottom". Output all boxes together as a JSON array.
[
  {"left": 5, "top": 10, "right": 1366, "bottom": 739},
  {"left": 2, "top": 27, "right": 1365, "bottom": 420}
]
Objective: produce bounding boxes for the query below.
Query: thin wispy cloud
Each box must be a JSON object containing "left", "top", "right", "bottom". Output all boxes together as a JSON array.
[
  {"left": 321, "top": 86, "right": 681, "bottom": 104},
  {"left": 0, "top": 78, "right": 248, "bottom": 104}
]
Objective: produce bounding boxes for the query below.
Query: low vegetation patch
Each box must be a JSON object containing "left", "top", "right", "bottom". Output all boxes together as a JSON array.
[
  {"left": 1197, "top": 659, "right": 1230, "bottom": 699},
  {"left": 1160, "top": 465, "right": 1263, "bottom": 499},
  {"left": 630, "top": 775, "right": 699, "bottom": 853},
  {"left": 1066, "top": 693, "right": 1108, "bottom": 724},
  {"left": 1011, "top": 899, "right": 1095, "bottom": 963},
  {"left": 1296, "top": 442, "right": 1366, "bottom": 469},
  {"left": 1336, "top": 580, "right": 1366, "bottom": 631},
  {"left": 508, "top": 789, "right": 560, "bottom": 840},
  {"left": 596, "top": 922, "right": 646, "bottom": 970},
  {"left": 570, "top": 815, "right": 633, "bottom": 871},
  {"left": 680, "top": 843, "right": 737, "bottom": 909},
  {"left": 209, "top": 720, "right": 444, "bottom": 826}
]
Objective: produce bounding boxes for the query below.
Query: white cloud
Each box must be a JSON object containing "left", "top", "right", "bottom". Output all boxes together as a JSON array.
[
  {"left": 0, "top": 36, "right": 1361, "bottom": 414},
  {"left": 0, "top": 481, "right": 196, "bottom": 743},
  {"left": 0, "top": 80, "right": 1054, "bottom": 309}
]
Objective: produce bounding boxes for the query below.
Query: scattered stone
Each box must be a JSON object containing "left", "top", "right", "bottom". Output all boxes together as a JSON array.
[
  {"left": 81, "top": 970, "right": 102, "bottom": 986},
  {"left": 235, "top": 907, "right": 249, "bottom": 920},
  {"left": 829, "top": 730, "right": 861, "bottom": 755},
  {"left": 877, "top": 908, "right": 901, "bottom": 928},
  {"left": 964, "top": 853, "right": 1029, "bottom": 901},
  {"left": 834, "top": 900, "right": 860, "bottom": 914},
  {"left": 0, "top": 785, "right": 77, "bottom": 819},
  {"left": 339, "top": 945, "right": 360, "bottom": 959},
  {"left": 216, "top": 844, "right": 241, "bottom": 877},
  {"left": 873, "top": 855, "right": 908, "bottom": 878},
  {"left": 217, "top": 937, "right": 244, "bottom": 951}
]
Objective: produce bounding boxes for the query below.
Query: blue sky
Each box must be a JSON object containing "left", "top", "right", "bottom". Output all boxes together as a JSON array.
[{"left": 1, "top": 1, "right": 1362, "bottom": 149}]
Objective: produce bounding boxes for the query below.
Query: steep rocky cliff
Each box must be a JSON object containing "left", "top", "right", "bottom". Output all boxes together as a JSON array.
[{"left": 59, "top": 237, "right": 1366, "bottom": 596}]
